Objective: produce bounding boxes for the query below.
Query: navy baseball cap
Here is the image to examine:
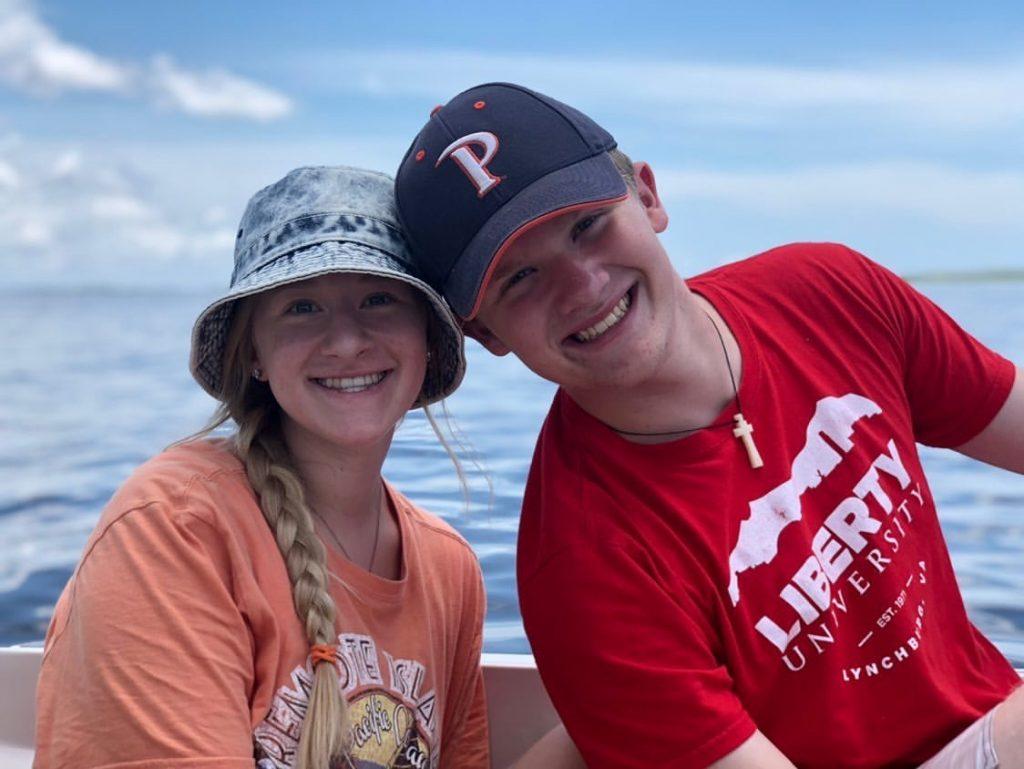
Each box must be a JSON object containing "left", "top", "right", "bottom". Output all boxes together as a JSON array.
[{"left": 395, "top": 82, "right": 628, "bottom": 319}]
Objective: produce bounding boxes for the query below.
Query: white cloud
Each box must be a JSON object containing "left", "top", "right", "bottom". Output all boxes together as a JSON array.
[
  {"left": 0, "top": 0, "right": 129, "bottom": 93},
  {"left": 149, "top": 55, "right": 292, "bottom": 121},
  {"left": 16, "top": 217, "right": 48, "bottom": 245},
  {"left": 123, "top": 223, "right": 188, "bottom": 258},
  {"left": 50, "top": 149, "right": 81, "bottom": 177},
  {"left": 6, "top": 135, "right": 1020, "bottom": 290},
  {"left": 0, "top": 140, "right": 234, "bottom": 282},
  {"left": 190, "top": 226, "right": 236, "bottom": 253},
  {"left": 202, "top": 205, "right": 229, "bottom": 225},
  {"left": 0, "top": 0, "right": 292, "bottom": 121},
  {"left": 300, "top": 49, "right": 1024, "bottom": 130},
  {"left": 0, "top": 156, "right": 19, "bottom": 186},
  {"left": 657, "top": 162, "right": 1024, "bottom": 227},
  {"left": 90, "top": 194, "right": 153, "bottom": 221}
]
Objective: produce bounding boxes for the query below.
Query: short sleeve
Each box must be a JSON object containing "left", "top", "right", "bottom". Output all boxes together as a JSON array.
[
  {"left": 519, "top": 542, "right": 756, "bottom": 769},
  {"left": 35, "top": 504, "right": 257, "bottom": 769},
  {"left": 840, "top": 247, "right": 1016, "bottom": 447},
  {"left": 438, "top": 549, "right": 489, "bottom": 769}
]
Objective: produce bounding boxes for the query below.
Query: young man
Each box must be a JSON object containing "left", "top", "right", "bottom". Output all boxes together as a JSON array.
[{"left": 395, "top": 83, "right": 1024, "bottom": 768}]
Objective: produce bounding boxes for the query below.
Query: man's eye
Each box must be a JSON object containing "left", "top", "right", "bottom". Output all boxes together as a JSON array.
[
  {"left": 505, "top": 267, "right": 536, "bottom": 292},
  {"left": 571, "top": 214, "right": 600, "bottom": 241},
  {"left": 286, "top": 299, "right": 318, "bottom": 315}
]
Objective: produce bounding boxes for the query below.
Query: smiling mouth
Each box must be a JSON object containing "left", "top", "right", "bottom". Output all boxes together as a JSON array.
[
  {"left": 313, "top": 371, "right": 389, "bottom": 393},
  {"left": 571, "top": 289, "right": 633, "bottom": 343}
]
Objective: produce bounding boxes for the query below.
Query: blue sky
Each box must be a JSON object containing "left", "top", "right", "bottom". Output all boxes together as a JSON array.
[{"left": 3, "top": 0, "right": 1022, "bottom": 288}]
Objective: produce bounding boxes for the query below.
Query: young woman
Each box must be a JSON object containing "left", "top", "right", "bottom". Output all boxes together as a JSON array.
[{"left": 33, "top": 166, "right": 488, "bottom": 769}]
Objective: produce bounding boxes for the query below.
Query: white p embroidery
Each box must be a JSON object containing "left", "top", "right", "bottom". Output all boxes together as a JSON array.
[{"left": 436, "top": 131, "right": 501, "bottom": 198}]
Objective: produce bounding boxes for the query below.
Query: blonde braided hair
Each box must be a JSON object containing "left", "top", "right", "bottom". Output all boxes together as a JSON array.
[{"left": 195, "top": 298, "right": 348, "bottom": 769}]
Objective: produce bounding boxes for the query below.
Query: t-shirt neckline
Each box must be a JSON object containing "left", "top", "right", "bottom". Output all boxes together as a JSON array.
[
  {"left": 560, "top": 275, "right": 764, "bottom": 462},
  {"left": 324, "top": 479, "right": 409, "bottom": 605}
]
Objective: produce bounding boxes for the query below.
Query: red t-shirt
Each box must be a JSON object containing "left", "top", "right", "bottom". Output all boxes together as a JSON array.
[{"left": 517, "top": 244, "right": 1020, "bottom": 769}]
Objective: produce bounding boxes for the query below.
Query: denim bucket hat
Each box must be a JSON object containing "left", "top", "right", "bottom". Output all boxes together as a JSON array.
[{"left": 190, "top": 166, "right": 465, "bottom": 408}]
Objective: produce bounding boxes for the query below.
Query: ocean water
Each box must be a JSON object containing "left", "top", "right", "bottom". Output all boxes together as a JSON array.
[{"left": 2, "top": 282, "right": 1024, "bottom": 661}]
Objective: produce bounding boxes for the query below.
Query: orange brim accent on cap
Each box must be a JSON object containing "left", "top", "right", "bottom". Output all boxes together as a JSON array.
[{"left": 464, "top": 191, "right": 630, "bottom": 321}]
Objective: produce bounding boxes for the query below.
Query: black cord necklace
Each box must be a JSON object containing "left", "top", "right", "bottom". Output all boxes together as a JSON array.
[{"left": 611, "top": 310, "right": 764, "bottom": 469}]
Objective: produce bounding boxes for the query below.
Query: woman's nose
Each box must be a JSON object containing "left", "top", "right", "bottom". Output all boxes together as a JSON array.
[{"left": 318, "top": 310, "right": 371, "bottom": 358}]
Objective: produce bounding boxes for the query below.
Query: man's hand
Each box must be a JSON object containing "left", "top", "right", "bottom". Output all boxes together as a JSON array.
[{"left": 956, "top": 368, "right": 1024, "bottom": 473}]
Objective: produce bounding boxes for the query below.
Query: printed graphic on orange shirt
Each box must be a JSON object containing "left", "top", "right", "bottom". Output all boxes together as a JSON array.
[
  {"left": 344, "top": 690, "right": 431, "bottom": 768},
  {"left": 728, "top": 392, "right": 931, "bottom": 680},
  {"left": 254, "top": 633, "right": 438, "bottom": 769}
]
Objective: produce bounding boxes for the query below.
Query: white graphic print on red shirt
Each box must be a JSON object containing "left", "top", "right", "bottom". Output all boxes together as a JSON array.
[{"left": 729, "top": 393, "right": 932, "bottom": 679}]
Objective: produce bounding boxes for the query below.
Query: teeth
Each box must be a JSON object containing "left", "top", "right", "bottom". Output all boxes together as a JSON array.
[
  {"left": 315, "top": 372, "right": 386, "bottom": 392},
  {"left": 573, "top": 293, "right": 631, "bottom": 343}
]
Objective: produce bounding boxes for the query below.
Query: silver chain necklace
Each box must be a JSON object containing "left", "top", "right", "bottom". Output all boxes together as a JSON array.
[{"left": 309, "top": 491, "right": 384, "bottom": 574}]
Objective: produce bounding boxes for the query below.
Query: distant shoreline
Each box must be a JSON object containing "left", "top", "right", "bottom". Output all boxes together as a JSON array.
[
  {"left": 4, "top": 270, "right": 1024, "bottom": 296},
  {"left": 0, "top": 285, "right": 221, "bottom": 297},
  {"left": 904, "top": 270, "right": 1024, "bottom": 284}
]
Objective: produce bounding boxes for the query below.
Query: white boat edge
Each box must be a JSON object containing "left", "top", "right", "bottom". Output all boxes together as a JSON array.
[
  {"left": 6, "top": 645, "right": 1024, "bottom": 767},
  {"left": 0, "top": 646, "right": 559, "bottom": 769}
]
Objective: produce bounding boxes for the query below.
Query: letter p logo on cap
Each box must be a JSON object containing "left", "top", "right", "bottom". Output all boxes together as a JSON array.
[{"left": 436, "top": 131, "right": 501, "bottom": 198}]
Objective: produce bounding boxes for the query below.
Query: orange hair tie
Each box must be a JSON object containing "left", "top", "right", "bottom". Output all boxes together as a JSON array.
[{"left": 311, "top": 643, "right": 338, "bottom": 666}]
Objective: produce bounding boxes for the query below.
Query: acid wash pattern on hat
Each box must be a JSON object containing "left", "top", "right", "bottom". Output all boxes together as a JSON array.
[
  {"left": 190, "top": 165, "right": 465, "bottom": 409},
  {"left": 232, "top": 166, "right": 412, "bottom": 288}
]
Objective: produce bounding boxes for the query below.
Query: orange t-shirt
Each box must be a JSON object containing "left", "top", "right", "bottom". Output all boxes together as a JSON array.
[{"left": 34, "top": 439, "right": 489, "bottom": 769}]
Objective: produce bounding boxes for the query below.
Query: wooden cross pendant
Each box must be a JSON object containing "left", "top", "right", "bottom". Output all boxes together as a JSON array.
[{"left": 733, "top": 413, "right": 764, "bottom": 469}]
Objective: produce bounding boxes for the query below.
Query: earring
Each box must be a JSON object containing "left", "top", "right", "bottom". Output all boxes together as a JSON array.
[
  {"left": 252, "top": 367, "right": 263, "bottom": 381},
  {"left": 425, "top": 352, "right": 432, "bottom": 362}
]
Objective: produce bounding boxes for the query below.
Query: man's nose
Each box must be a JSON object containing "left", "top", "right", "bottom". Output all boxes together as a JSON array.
[{"left": 552, "top": 253, "right": 611, "bottom": 315}]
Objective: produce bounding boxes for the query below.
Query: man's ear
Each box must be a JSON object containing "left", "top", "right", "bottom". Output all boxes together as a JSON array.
[
  {"left": 633, "top": 161, "right": 669, "bottom": 233},
  {"left": 462, "top": 318, "right": 511, "bottom": 356}
]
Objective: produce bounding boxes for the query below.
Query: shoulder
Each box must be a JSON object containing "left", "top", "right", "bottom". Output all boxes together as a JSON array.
[
  {"left": 108, "top": 438, "right": 247, "bottom": 508},
  {"left": 52, "top": 440, "right": 258, "bottom": 641},
  {"left": 520, "top": 417, "right": 638, "bottom": 581},
  {"left": 97, "top": 438, "right": 254, "bottom": 539},
  {"left": 527, "top": 390, "right": 638, "bottom": 512},
  {"left": 691, "top": 242, "right": 903, "bottom": 324},
  {"left": 389, "top": 484, "right": 481, "bottom": 568},
  {"left": 693, "top": 241, "right": 879, "bottom": 288},
  {"left": 531, "top": 388, "right": 595, "bottom": 471},
  {"left": 389, "top": 485, "right": 486, "bottom": 619}
]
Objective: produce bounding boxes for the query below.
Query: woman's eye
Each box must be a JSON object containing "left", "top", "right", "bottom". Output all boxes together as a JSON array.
[
  {"left": 571, "top": 214, "right": 600, "bottom": 241},
  {"left": 286, "top": 299, "right": 318, "bottom": 315},
  {"left": 363, "top": 293, "right": 395, "bottom": 307}
]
